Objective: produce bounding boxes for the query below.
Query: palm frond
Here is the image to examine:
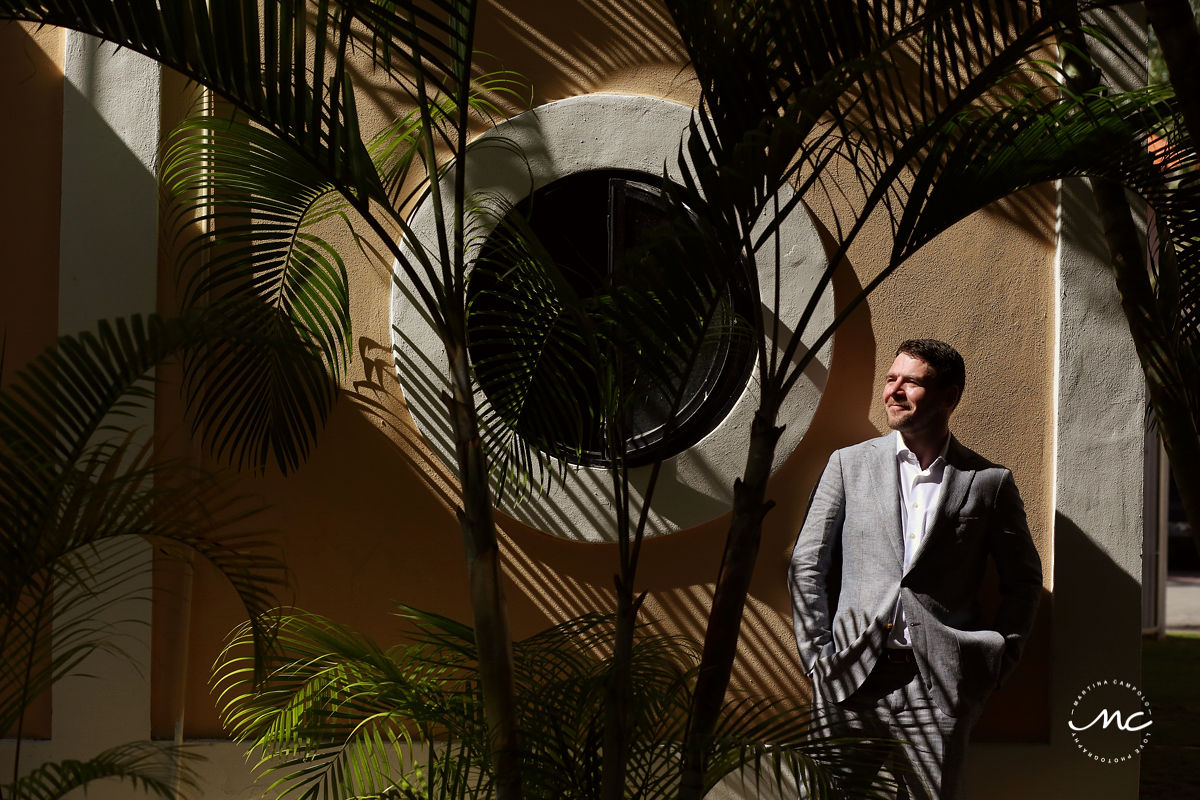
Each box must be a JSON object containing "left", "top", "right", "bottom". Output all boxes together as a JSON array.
[
  {"left": 215, "top": 610, "right": 490, "bottom": 800},
  {"left": 162, "top": 113, "right": 351, "bottom": 474},
  {"left": 1, "top": 741, "right": 201, "bottom": 800},
  {"left": 0, "top": 316, "right": 285, "bottom": 731},
  {"left": 0, "top": 0, "right": 387, "bottom": 206},
  {"left": 467, "top": 196, "right": 602, "bottom": 495},
  {"left": 662, "top": 0, "right": 1104, "bottom": 386},
  {"left": 215, "top": 607, "right": 899, "bottom": 800},
  {"left": 896, "top": 80, "right": 1174, "bottom": 257}
]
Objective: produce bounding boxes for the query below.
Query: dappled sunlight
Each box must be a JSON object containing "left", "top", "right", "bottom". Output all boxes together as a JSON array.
[{"left": 477, "top": 0, "right": 691, "bottom": 106}]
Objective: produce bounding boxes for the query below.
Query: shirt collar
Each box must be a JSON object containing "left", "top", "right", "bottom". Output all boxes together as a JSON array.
[{"left": 894, "top": 429, "right": 951, "bottom": 468}]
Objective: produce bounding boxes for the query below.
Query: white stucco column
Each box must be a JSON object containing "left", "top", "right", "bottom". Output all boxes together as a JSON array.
[
  {"left": 969, "top": 7, "right": 1150, "bottom": 797},
  {"left": 49, "top": 31, "right": 160, "bottom": 784}
]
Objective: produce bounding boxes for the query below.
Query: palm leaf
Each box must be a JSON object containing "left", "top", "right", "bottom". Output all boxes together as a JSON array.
[
  {"left": 162, "top": 114, "right": 352, "bottom": 474},
  {"left": 0, "top": 0, "right": 385, "bottom": 204},
  {"left": 214, "top": 607, "right": 899, "bottom": 800},
  {"left": 214, "top": 611, "right": 490, "bottom": 800},
  {"left": 1, "top": 741, "right": 201, "bottom": 800},
  {"left": 658, "top": 1, "right": 1163, "bottom": 791},
  {"left": 0, "top": 316, "right": 285, "bottom": 734}
]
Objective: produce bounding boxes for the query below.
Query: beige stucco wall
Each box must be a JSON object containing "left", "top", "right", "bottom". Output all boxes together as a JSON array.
[
  {"left": 153, "top": 0, "right": 1056, "bottom": 750},
  {"left": 8, "top": 4, "right": 1158, "bottom": 799}
]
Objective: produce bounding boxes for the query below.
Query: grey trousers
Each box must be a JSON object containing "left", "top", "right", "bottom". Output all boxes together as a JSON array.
[{"left": 811, "top": 657, "right": 982, "bottom": 800}]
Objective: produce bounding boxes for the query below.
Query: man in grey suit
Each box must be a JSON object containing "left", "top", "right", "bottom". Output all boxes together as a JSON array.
[{"left": 788, "top": 339, "right": 1042, "bottom": 800}]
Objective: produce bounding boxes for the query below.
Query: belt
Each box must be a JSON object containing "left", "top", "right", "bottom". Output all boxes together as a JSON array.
[{"left": 883, "top": 648, "right": 916, "bottom": 664}]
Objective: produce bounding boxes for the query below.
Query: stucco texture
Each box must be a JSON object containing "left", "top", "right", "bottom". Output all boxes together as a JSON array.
[{"left": 153, "top": 0, "right": 1054, "bottom": 745}]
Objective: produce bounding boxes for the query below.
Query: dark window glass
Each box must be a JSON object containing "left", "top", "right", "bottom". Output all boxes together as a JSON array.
[{"left": 468, "top": 170, "right": 754, "bottom": 467}]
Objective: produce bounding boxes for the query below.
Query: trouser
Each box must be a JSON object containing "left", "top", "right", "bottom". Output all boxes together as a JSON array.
[{"left": 811, "top": 655, "right": 982, "bottom": 800}]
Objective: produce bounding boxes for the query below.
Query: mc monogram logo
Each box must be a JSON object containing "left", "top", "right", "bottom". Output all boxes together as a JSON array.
[{"left": 1068, "top": 679, "right": 1153, "bottom": 764}]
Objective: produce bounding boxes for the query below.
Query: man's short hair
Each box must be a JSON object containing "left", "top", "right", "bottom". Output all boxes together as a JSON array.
[{"left": 896, "top": 339, "right": 966, "bottom": 394}]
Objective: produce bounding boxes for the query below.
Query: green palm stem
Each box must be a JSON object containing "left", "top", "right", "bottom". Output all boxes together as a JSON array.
[
  {"left": 443, "top": 330, "right": 522, "bottom": 800},
  {"left": 678, "top": 398, "right": 784, "bottom": 800},
  {"left": 600, "top": 380, "right": 633, "bottom": 800},
  {"left": 435, "top": 1, "right": 524, "bottom": 779},
  {"left": 600, "top": 275, "right": 737, "bottom": 800},
  {"left": 1144, "top": 0, "right": 1200, "bottom": 154},
  {"left": 600, "top": 487, "right": 640, "bottom": 800},
  {"left": 600, "top": 384, "right": 650, "bottom": 800},
  {"left": 346, "top": 166, "right": 523, "bottom": 796}
]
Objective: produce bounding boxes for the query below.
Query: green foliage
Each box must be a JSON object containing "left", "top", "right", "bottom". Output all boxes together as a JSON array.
[
  {"left": 657, "top": 1, "right": 1197, "bottom": 792},
  {"left": 1, "top": 742, "right": 201, "bottom": 800},
  {"left": 4, "top": 2, "right": 1196, "bottom": 800},
  {"left": 0, "top": 316, "right": 288, "bottom": 798},
  {"left": 214, "top": 607, "right": 898, "bottom": 800},
  {"left": 0, "top": 1, "right": 535, "bottom": 795},
  {"left": 162, "top": 114, "right": 352, "bottom": 474}
]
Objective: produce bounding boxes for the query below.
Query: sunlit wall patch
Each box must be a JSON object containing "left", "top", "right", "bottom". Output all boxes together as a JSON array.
[{"left": 391, "top": 93, "right": 833, "bottom": 542}]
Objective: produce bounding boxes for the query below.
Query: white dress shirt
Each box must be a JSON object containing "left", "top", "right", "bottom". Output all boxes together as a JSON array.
[{"left": 887, "top": 430, "right": 950, "bottom": 649}]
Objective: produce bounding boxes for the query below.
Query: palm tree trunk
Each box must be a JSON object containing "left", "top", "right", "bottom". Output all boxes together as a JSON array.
[
  {"left": 601, "top": 580, "right": 639, "bottom": 800},
  {"left": 444, "top": 335, "right": 522, "bottom": 800},
  {"left": 1144, "top": 0, "right": 1200, "bottom": 154},
  {"left": 679, "top": 402, "right": 784, "bottom": 800},
  {"left": 602, "top": 417, "right": 645, "bottom": 800},
  {"left": 1090, "top": 178, "right": 1200, "bottom": 556}
]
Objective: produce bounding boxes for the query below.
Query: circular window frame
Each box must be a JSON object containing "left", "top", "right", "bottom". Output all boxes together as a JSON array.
[
  {"left": 466, "top": 168, "right": 758, "bottom": 469},
  {"left": 391, "top": 93, "right": 833, "bottom": 542}
]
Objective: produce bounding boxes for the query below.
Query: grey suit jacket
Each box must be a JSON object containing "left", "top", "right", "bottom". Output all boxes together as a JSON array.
[{"left": 788, "top": 433, "right": 1042, "bottom": 717}]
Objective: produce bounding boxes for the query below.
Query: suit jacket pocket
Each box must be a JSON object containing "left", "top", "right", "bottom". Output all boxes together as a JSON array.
[
  {"left": 952, "top": 515, "right": 987, "bottom": 543},
  {"left": 953, "top": 628, "right": 1006, "bottom": 701}
]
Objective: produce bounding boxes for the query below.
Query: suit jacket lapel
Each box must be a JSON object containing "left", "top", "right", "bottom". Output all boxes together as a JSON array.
[
  {"left": 871, "top": 434, "right": 905, "bottom": 569},
  {"left": 905, "top": 436, "right": 975, "bottom": 575}
]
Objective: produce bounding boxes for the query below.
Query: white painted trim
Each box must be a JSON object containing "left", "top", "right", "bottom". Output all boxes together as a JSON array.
[
  {"left": 391, "top": 94, "right": 833, "bottom": 541},
  {"left": 54, "top": 31, "right": 159, "bottom": 774}
]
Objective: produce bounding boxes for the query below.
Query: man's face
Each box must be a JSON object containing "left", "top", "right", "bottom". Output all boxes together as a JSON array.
[{"left": 882, "top": 352, "right": 960, "bottom": 438}]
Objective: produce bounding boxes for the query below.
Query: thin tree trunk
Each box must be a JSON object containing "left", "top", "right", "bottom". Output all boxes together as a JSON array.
[
  {"left": 601, "top": 580, "right": 639, "bottom": 800},
  {"left": 1144, "top": 0, "right": 1200, "bottom": 154},
  {"left": 444, "top": 335, "right": 522, "bottom": 800},
  {"left": 678, "top": 403, "right": 783, "bottom": 800},
  {"left": 601, "top": 406, "right": 645, "bottom": 800}
]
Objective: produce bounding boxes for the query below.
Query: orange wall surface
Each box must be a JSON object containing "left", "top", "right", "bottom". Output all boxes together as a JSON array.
[
  {"left": 130, "top": 0, "right": 1056, "bottom": 742},
  {"left": 0, "top": 21, "right": 63, "bottom": 741}
]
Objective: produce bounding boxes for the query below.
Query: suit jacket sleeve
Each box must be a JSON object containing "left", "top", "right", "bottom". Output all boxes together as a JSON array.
[
  {"left": 788, "top": 450, "right": 845, "bottom": 677},
  {"left": 989, "top": 469, "right": 1043, "bottom": 687}
]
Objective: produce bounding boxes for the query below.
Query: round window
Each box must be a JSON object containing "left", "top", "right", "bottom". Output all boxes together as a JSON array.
[
  {"left": 467, "top": 170, "right": 755, "bottom": 467},
  {"left": 392, "top": 94, "right": 832, "bottom": 541}
]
